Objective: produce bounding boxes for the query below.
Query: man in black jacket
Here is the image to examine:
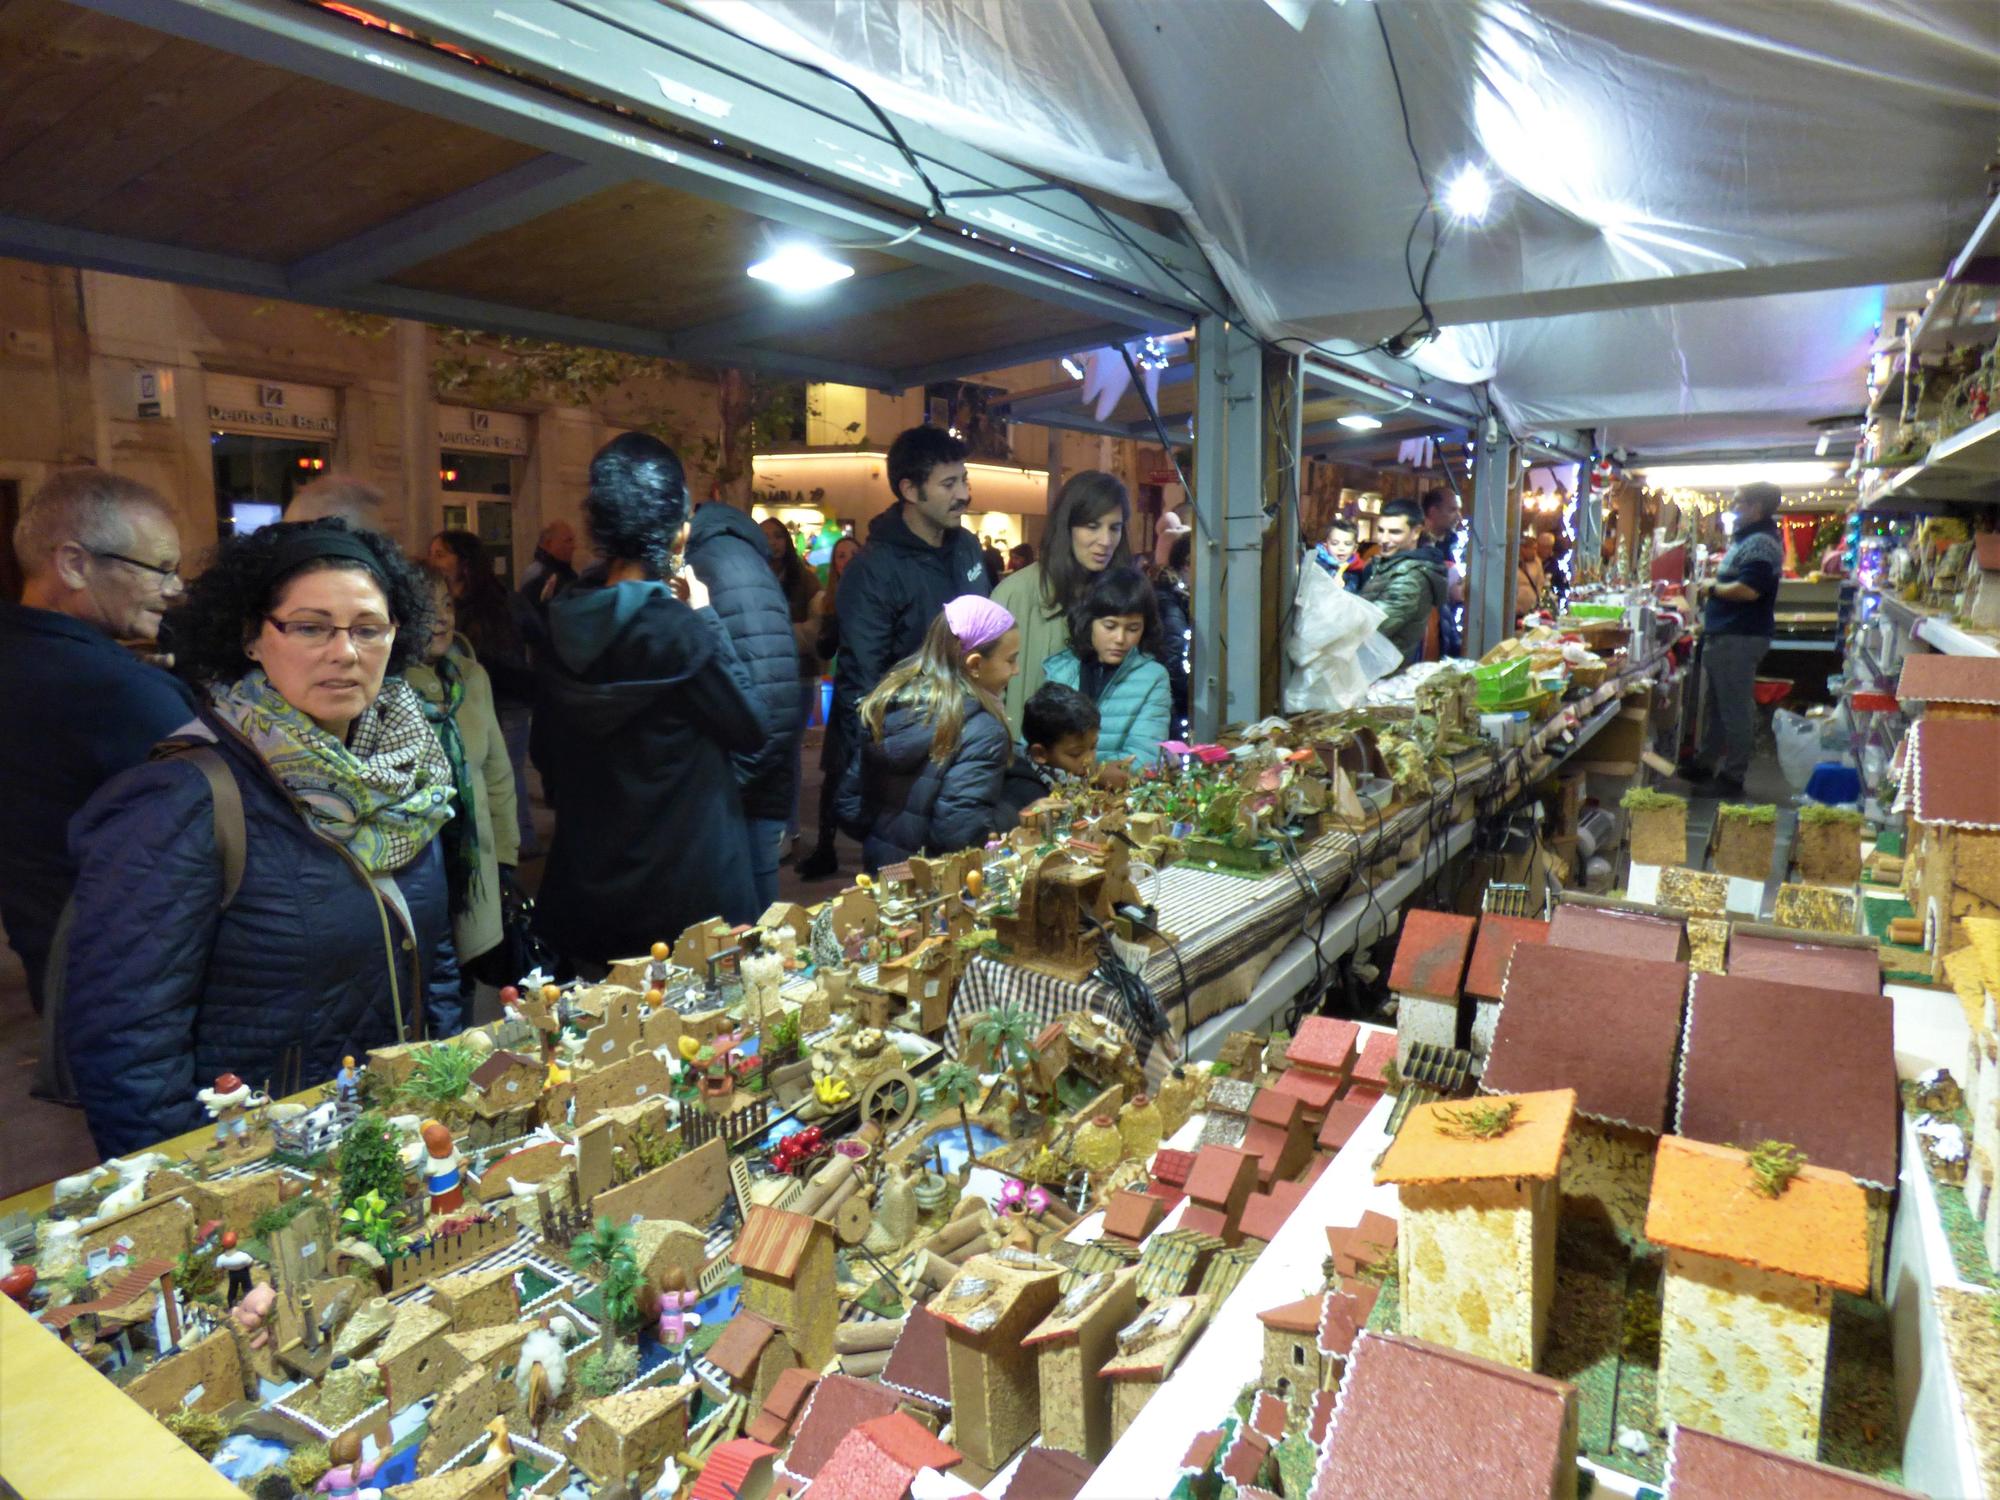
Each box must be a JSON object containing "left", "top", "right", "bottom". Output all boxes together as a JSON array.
[
  {"left": 804, "top": 426, "right": 990, "bottom": 877},
  {"left": 686, "top": 501, "right": 804, "bottom": 909},
  {"left": 0, "top": 469, "right": 195, "bottom": 1012}
]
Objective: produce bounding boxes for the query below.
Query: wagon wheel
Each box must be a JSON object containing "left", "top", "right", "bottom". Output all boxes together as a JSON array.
[
  {"left": 857, "top": 1067, "right": 917, "bottom": 1133},
  {"left": 833, "top": 1195, "right": 872, "bottom": 1245}
]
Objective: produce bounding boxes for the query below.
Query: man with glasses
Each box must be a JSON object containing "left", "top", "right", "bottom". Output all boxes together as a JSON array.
[{"left": 1, "top": 468, "right": 195, "bottom": 1011}]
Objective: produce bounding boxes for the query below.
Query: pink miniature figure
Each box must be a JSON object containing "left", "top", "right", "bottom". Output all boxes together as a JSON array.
[
  {"left": 420, "top": 1120, "right": 464, "bottom": 1215},
  {"left": 316, "top": 1431, "right": 381, "bottom": 1496},
  {"left": 655, "top": 1266, "right": 701, "bottom": 1347},
  {"left": 231, "top": 1282, "right": 278, "bottom": 1349}
]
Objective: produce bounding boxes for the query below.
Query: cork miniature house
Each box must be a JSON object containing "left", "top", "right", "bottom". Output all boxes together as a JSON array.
[
  {"left": 930, "top": 1250, "right": 1062, "bottom": 1469},
  {"left": 1257, "top": 1282, "right": 1377, "bottom": 1402},
  {"left": 1375, "top": 1088, "right": 1576, "bottom": 1369},
  {"left": 1180, "top": 1144, "right": 1261, "bottom": 1243},
  {"left": 1895, "top": 650, "right": 2000, "bottom": 721},
  {"left": 1099, "top": 1293, "right": 1211, "bottom": 1443},
  {"left": 732, "top": 1206, "right": 836, "bottom": 1370},
  {"left": 1462, "top": 912, "right": 1550, "bottom": 1062},
  {"left": 1022, "top": 1265, "right": 1140, "bottom": 1460},
  {"left": 1388, "top": 907, "right": 1478, "bottom": 1067},
  {"left": 570, "top": 1381, "right": 692, "bottom": 1486},
  {"left": 1906, "top": 715, "right": 2000, "bottom": 978},
  {"left": 1279, "top": 1014, "right": 1359, "bottom": 1124},
  {"left": 1308, "top": 1332, "right": 1581, "bottom": 1500},
  {"left": 1645, "top": 1136, "right": 1872, "bottom": 1459},
  {"left": 1481, "top": 943, "right": 1688, "bottom": 1239}
]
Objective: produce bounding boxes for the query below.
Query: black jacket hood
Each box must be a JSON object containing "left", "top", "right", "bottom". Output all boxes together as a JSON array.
[
  {"left": 543, "top": 581, "right": 714, "bottom": 737},
  {"left": 865, "top": 504, "right": 985, "bottom": 572},
  {"left": 689, "top": 500, "right": 771, "bottom": 558}
]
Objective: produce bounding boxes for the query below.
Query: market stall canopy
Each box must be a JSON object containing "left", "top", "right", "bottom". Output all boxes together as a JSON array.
[{"left": 694, "top": 0, "right": 2000, "bottom": 455}]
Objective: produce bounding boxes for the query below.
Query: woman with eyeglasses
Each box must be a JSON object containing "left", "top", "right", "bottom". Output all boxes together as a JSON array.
[{"left": 58, "top": 518, "right": 463, "bottom": 1156}]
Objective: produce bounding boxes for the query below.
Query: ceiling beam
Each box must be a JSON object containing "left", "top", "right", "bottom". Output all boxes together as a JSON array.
[
  {"left": 286, "top": 156, "right": 627, "bottom": 295},
  {"left": 895, "top": 324, "right": 1156, "bottom": 389},
  {"left": 670, "top": 266, "right": 969, "bottom": 360},
  {"left": 0, "top": 213, "right": 903, "bottom": 390}
]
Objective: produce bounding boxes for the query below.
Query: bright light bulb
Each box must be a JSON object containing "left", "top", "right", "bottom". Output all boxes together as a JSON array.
[
  {"left": 1337, "top": 413, "right": 1384, "bottom": 431},
  {"left": 1441, "top": 165, "right": 1493, "bottom": 224},
  {"left": 1061, "top": 357, "right": 1085, "bottom": 381},
  {"left": 745, "top": 245, "right": 854, "bottom": 292}
]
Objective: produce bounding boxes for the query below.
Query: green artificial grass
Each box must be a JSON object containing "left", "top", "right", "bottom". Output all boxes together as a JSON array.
[
  {"left": 1902, "top": 1079, "right": 1999, "bottom": 1290},
  {"left": 1800, "top": 803, "right": 1866, "bottom": 828},
  {"left": 1620, "top": 787, "right": 1688, "bottom": 814},
  {"left": 1717, "top": 802, "right": 1778, "bottom": 824}
]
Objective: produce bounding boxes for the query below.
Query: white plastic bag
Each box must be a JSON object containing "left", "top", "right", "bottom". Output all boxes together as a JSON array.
[
  {"left": 1284, "top": 563, "right": 1402, "bottom": 713},
  {"left": 1772, "top": 707, "right": 1820, "bottom": 792}
]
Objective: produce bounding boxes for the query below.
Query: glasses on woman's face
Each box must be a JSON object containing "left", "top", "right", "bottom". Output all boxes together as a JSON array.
[{"left": 264, "top": 616, "right": 397, "bottom": 650}]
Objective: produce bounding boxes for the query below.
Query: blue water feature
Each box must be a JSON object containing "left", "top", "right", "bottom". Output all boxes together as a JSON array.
[
  {"left": 926, "top": 1122, "right": 1005, "bottom": 1176},
  {"left": 211, "top": 1433, "right": 292, "bottom": 1482},
  {"left": 372, "top": 1442, "right": 420, "bottom": 1490}
]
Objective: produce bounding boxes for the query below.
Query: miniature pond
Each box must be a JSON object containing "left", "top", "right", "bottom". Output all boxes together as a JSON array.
[{"left": 922, "top": 1121, "right": 1006, "bottom": 1176}]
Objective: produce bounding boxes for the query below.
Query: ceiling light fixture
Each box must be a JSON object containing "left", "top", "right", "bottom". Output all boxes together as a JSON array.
[
  {"left": 1440, "top": 164, "right": 1494, "bottom": 224},
  {"left": 1061, "top": 357, "right": 1085, "bottom": 381},
  {"left": 745, "top": 244, "right": 853, "bottom": 293},
  {"left": 1337, "top": 413, "right": 1385, "bottom": 431}
]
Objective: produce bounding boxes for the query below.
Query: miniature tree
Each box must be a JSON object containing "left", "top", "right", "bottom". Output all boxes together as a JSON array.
[
  {"left": 340, "top": 1190, "right": 408, "bottom": 1261},
  {"left": 924, "top": 1060, "right": 984, "bottom": 1167},
  {"left": 969, "top": 1004, "right": 1036, "bottom": 1117},
  {"left": 336, "top": 1111, "right": 407, "bottom": 1213},
  {"left": 396, "top": 1041, "right": 478, "bottom": 1123},
  {"left": 569, "top": 1217, "right": 646, "bottom": 1351}
]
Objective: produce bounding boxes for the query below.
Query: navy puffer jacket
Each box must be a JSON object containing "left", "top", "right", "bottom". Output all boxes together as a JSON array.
[
  {"left": 836, "top": 697, "right": 1009, "bottom": 872},
  {"left": 62, "top": 710, "right": 460, "bottom": 1156},
  {"left": 685, "top": 503, "right": 805, "bottom": 820}
]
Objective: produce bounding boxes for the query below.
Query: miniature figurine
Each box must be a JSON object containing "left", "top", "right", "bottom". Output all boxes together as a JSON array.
[
  {"left": 198, "top": 1072, "right": 266, "bottom": 1150},
  {"left": 230, "top": 1281, "right": 278, "bottom": 1349},
  {"left": 655, "top": 1266, "right": 701, "bottom": 1347},
  {"left": 315, "top": 1431, "right": 381, "bottom": 1497},
  {"left": 335, "top": 1054, "right": 360, "bottom": 1105},
  {"left": 214, "top": 1230, "right": 255, "bottom": 1304},
  {"left": 420, "top": 1120, "right": 464, "bottom": 1216}
]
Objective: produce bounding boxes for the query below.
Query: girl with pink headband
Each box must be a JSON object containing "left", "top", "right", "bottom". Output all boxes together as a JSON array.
[{"left": 837, "top": 595, "right": 1020, "bottom": 871}]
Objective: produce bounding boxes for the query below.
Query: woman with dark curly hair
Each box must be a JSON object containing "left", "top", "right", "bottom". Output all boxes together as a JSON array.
[
  {"left": 56, "top": 518, "right": 463, "bottom": 1155},
  {"left": 532, "top": 433, "right": 765, "bottom": 970}
]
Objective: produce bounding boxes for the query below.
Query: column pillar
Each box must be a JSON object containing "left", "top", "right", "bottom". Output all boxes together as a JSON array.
[{"left": 1464, "top": 418, "right": 1519, "bottom": 660}]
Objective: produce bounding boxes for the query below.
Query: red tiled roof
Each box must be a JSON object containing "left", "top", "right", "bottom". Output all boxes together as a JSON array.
[
  {"left": 1002, "top": 1445, "right": 1096, "bottom": 1500},
  {"left": 1184, "top": 1145, "right": 1258, "bottom": 1207},
  {"left": 707, "top": 1309, "right": 782, "bottom": 1382},
  {"left": 1240, "top": 1121, "right": 1293, "bottom": 1185},
  {"left": 1220, "top": 1429, "right": 1272, "bottom": 1488},
  {"left": 881, "top": 1304, "right": 952, "bottom": 1409},
  {"left": 1306, "top": 1388, "right": 1337, "bottom": 1445},
  {"left": 1101, "top": 1189, "right": 1166, "bottom": 1244},
  {"left": 746, "top": 1365, "right": 819, "bottom": 1447},
  {"left": 1274, "top": 1068, "right": 1341, "bottom": 1113},
  {"left": 1910, "top": 717, "right": 2000, "bottom": 828},
  {"left": 1547, "top": 902, "right": 1684, "bottom": 964},
  {"left": 1181, "top": 1430, "right": 1226, "bottom": 1473},
  {"left": 1249, "top": 1088, "right": 1304, "bottom": 1128},
  {"left": 1897, "top": 652, "right": 2000, "bottom": 708},
  {"left": 1317, "top": 1285, "right": 1373, "bottom": 1359},
  {"left": 1152, "top": 1147, "right": 1197, "bottom": 1188},
  {"left": 1258, "top": 1295, "right": 1323, "bottom": 1334},
  {"left": 1286, "top": 1016, "right": 1360, "bottom": 1074},
  {"left": 781, "top": 1373, "right": 901, "bottom": 1481},
  {"left": 859, "top": 1411, "right": 960, "bottom": 1472},
  {"left": 1250, "top": 1390, "right": 1288, "bottom": 1439},
  {"left": 1350, "top": 1032, "right": 1396, "bottom": 1090},
  {"left": 733, "top": 1205, "right": 824, "bottom": 1281},
  {"left": 1238, "top": 1180, "right": 1307, "bottom": 1244},
  {"left": 1387, "top": 909, "right": 1477, "bottom": 1000},
  {"left": 1666, "top": 1423, "right": 1921, "bottom": 1498},
  {"left": 1325, "top": 1212, "right": 1397, "bottom": 1277},
  {"left": 41, "top": 1257, "right": 178, "bottom": 1330},
  {"left": 1179, "top": 1204, "right": 1230, "bottom": 1239},
  {"left": 690, "top": 1439, "right": 777, "bottom": 1500},
  {"left": 1463, "top": 914, "right": 1550, "bottom": 1001},
  {"left": 1317, "top": 1091, "right": 1378, "bottom": 1152}
]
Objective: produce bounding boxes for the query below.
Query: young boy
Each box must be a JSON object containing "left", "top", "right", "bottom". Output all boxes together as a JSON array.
[
  {"left": 996, "top": 683, "right": 1100, "bottom": 827},
  {"left": 1315, "top": 516, "right": 1364, "bottom": 592}
]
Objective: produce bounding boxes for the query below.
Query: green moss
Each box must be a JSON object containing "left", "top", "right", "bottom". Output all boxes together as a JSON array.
[
  {"left": 1800, "top": 803, "right": 1866, "bottom": 828},
  {"left": 1620, "top": 786, "right": 1688, "bottom": 813},
  {"left": 1718, "top": 802, "right": 1778, "bottom": 825},
  {"left": 1434, "top": 1100, "right": 1520, "bottom": 1139},
  {"left": 247, "top": 1195, "right": 312, "bottom": 1240},
  {"left": 1743, "top": 1139, "right": 1808, "bottom": 1198}
]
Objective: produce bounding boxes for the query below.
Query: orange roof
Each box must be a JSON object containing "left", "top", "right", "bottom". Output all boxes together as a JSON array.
[
  {"left": 732, "top": 1205, "right": 825, "bottom": 1281},
  {"left": 1374, "top": 1088, "right": 1575, "bottom": 1186},
  {"left": 1257, "top": 1294, "right": 1323, "bottom": 1334},
  {"left": 1644, "top": 1136, "right": 1871, "bottom": 1295}
]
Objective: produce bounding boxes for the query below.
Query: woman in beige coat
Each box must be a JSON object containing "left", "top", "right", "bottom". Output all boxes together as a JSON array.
[{"left": 409, "top": 567, "right": 520, "bottom": 971}]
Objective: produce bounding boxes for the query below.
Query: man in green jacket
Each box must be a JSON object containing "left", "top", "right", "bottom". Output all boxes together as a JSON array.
[{"left": 1361, "top": 497, "right": 1450, "bottom": 667}]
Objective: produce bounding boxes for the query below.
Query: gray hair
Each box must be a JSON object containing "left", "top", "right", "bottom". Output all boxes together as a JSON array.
[
  {"left": 13, "top": 468, "right": 174, "bottom": 578},
  {"left": 287, "top": 473, "right": 386, "bottom": 529},
  {"left": 1735, "top": 481, "right": 1783, "bottom": 520}
]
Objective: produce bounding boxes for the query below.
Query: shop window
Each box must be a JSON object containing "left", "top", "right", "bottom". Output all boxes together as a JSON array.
[
  {"left": 211, "top": 432, "right": 329, "bottom": 535},
  {"left": 441, "top": 452, "right": 517, "bottom": 588}
]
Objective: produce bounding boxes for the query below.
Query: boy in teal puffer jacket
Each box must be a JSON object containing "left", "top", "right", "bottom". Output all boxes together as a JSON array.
[{"left": 1042, "top": 566, "right": 1171, "bottom": 773}]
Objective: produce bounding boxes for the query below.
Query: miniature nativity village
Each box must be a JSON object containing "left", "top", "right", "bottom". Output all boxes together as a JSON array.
[{"left": 4, "top": 666, "right": 1999, "bottom": 1500}]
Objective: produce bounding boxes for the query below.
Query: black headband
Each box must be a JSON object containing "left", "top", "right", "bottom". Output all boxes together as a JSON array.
[{"left": 263, "top": 526, "right": 389, "bottom": 592}]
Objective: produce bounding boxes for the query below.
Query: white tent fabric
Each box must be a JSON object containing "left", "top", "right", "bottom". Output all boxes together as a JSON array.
[{"left": 689, "top": 0, "right": 2000, "bottom": 453}]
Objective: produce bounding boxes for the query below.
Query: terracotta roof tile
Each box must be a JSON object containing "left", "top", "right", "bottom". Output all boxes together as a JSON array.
[
  {"left": 1220, "top": 1429, "right": 1272, "bottom": 1487},
  {"left": 1548, "top": 901, "right": 1685, "bottom": 964},
  {"left": 1249, "top": 1088, "right": 1304, "bottom": 1127},
  {"left": 1309, "top": 1333, "right": 1577, "bottom": 1499},
  {"left": 1317, "top": 1285, "right": 1373, "bottom": 1359},
  {"left": 470, "top": 1050, "right": 536, "bottom": 1091},
  {"left": 1317, "top": 1092, "right": 1378, "bottom": 1152},
  {"left": 1181, "top": 1429, "right": 1226, "bottom": 1473},
  {"left": 690, "top": 1439, "right": 778, "bottom": 1500},
  {"left": 1002, "top": 1445, "right": 1096, "bottom": 1500},
  {"left": 1238, "top": 1180, "right": 1307, "bottom": 1244},
  {"left": 1375, "top": 1089, "right": 1576, "bottom": 1186},
  {"left": 1726, "top": 933, "right": 1880, "bottom": 997},
  {"left": 706, "top": 1309, "right": 781, "bottom": 1382},
  {"left": 1178, "top": 1204, "right": 1230, "bottom": 1239},
  {"left": 1387, "top": 909, "right": 1478, "bottom": 1000},
  {"left": 1286, "top": 1016, "right": 1360, "bottom": 1073},
  {"left": 1101, "top": 1189, "right": 1166, "bottom": 1244},
  {"left": 1481, "top": 944, "right": 1688, "bottom": 1132},
  {"left": 1896, "top": 652, "right": 2000, "bottom": 708},
  {"left": 732, "top": 1205, "right": 824, "bottom": 1281},
  {"left": 1151, "top": 1147, "right": 1197, "bottom": 1188},
  {"left": 1240, "top": 1121, "right": 1293, "bottom": 1184},
  {"left": 880, "top": 1305, "right": 952, "bottom": 1408},
  {"left": 780, "top": 1373, "right": 901, "bottom": 1481},
  {"left": 1910, "top": 717, "right": 2000, "bottom": 828},
  {"left": 1257, "top": 1294, "right": 1324, "bottom": 1334},
  {"left": 1678, "top": 972, "right": 1899, "bottom": 1189},
  {"left": 1666, "top": 1423, "right": 1920, "bottom": 1498},
  {"left": 1463, "top": 915, "right": 1551, "bottom": 1001},
  {"left": 1350, "top": 1032, "right": 1396, "bottom": 1090},
  {"left": 857, "top": 1411, "right": 960, "bottom": 1472},
  {"left": 1185, "top": 1145, "right": 1259, "bottom": 1207},
  {"left": 1326, "top": 1213, "right": 1398, "bottom": 1277},
  {"left": 1645, "top": 1135, "right": 1871, "bottom": 1295},
  {"left": 1306, "top": 1388, "right": 1337, "bottom": 1446},
  {"left": 1250, "top": 1390, "right": 1288, "bottom": 1439},
  {"left": 1275, "top": 1068, "right": 1342, "bottom": 1113}
]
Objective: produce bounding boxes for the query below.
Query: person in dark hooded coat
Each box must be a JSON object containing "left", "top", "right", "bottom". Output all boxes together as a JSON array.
[
  {"left": 533, "top": 436, "right": 764, "bottom": 970},
  {"left": 684, "top": 502, "right": 803, "bottom": 910}
]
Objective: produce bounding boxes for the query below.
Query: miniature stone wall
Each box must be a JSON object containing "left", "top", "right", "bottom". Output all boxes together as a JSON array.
[
  {"left": 1559, "top": 1120, "right": 1656, "bottom": 1242},
  {"left": 188, "top": 1174, "right": 281, "bottom": 1239},
  {"left": 571, "top": 1384, "right": 690, "bottom": 1484},
  {"left": 1397, "top": 1176, "right": 1552, "bottom": 1369},
  {"left": 382, "top": 1452, "right": 511, "bottom": 1500},
  {"left": 594, "top": 1139, "right": 729, "bottom": 1227},
  {"left": 415, "top": 1365, "right": 516, "bottom": 1476},
  {"left": 1258, "top": 1327, "right": 1324, "bottom": 1401},
  {"left": 430, "top": 1263, "right": 520, "bottom": 1332},
  {"left": 123, "top": 1326, "right": 245, "bottom": 1416},
  {"left": 1659, "top": 1249, "right": 1832, "bottom": 1459},
  {"left": 572, "top": 1052, "right": 672, "bottom": 1126},
  {"left": 1038, "top": 1277, "right": 1139, "bottom": 1460}
]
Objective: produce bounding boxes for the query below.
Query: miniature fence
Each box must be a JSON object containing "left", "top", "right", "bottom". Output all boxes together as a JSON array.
[
  {"left": 379, "top": 1206, "right": 517, "bottom": 1294},
  {"left": 679, "top": 1096, "right": 771, "bottom": 1153},
  {"left": 695, "top": 1254, "right": 735, "bottom": 1296}
]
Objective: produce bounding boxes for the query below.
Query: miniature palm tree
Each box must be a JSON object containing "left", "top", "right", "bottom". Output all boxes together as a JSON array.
[
  {"left": 924, "top": 1060, "right": 984, "bottom": 1167},
  {"left": 970, "top": 1004, "right": 1036, "bottom": 1117},
  {"left": 569, "top": 1217, "right": 646, "bottom": 1350}
]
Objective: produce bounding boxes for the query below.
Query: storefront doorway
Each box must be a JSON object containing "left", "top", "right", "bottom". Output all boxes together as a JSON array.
[
  {"left": 205, "top": 374, "right": 338, "bottom": 536},
  {"left": 440, "top": 451, "right": 518, "bottom": 589}
]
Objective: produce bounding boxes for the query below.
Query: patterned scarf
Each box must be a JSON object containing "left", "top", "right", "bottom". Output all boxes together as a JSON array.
[
  {"left": 406, "top": 650, "right": 481, "bottom": 917},
  {"left": 209, "top": 669, "right": 456, "bottom": 873}
]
